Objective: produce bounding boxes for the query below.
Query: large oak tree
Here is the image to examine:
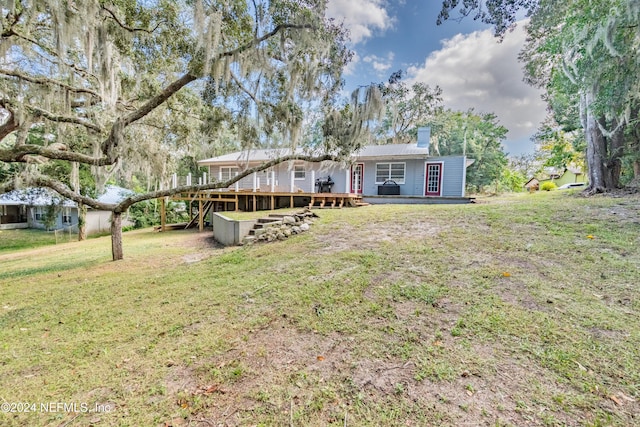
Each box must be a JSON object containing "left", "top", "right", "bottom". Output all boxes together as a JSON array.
[{"left": 0, "top": 0, "right": 379, "bottom": 260}]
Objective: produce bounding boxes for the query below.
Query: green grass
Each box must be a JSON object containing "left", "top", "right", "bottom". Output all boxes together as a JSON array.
[
  {"left": 0, "top": 192, "right": 638, "bottom": 426},
  {"left": 0, "top": 229, "right": 62, "bottom": 253}
]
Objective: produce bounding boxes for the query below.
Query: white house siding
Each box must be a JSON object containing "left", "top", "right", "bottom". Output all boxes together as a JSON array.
[
  {"left": 208, "top": 161, "right": 347, "bottom": 193},
  {"left": 86, "top": 210, "right": 113, "bottom": 235},
  {"left": 203, "top": 155, "right": 467, "bottom": 197}
]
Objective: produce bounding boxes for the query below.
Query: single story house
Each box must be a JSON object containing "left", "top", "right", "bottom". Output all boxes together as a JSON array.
[
  {"left": 0, "top": 188, "right": 78, "bottom": 230},
  {"left": 0, "top": 185, "right": 134, "bottom": 233},
  {"left": 197, "top": 127, "right": 474, "bottom": 204}
]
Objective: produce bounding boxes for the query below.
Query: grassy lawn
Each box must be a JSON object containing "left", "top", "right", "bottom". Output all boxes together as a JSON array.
[
  {"left": 0, "top": 192, "right": 638, "bottom": 426},
  {"left": 0, "top": 229, "right": 72, "bottom": 253}
]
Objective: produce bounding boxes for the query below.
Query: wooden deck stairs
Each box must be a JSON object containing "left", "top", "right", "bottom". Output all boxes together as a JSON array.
[{"left": 185, "top": 200, "right": 215, "bottom": 229}]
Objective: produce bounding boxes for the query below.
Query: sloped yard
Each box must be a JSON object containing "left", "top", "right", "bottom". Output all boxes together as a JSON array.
[{"left": 0, "top": 192, "right": 638, "bottom": 426}]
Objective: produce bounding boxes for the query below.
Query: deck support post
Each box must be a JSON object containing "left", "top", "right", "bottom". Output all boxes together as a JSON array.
[
  {"left": 345, "top": 169, "right": 350, "bottom": 193},
  {"left": 160, "top": 197, "right": 166, "bottom": 232},
  {"left": 198, "top": 198, "right": 203, "bottom": 232},
  {"left": 311, "top": 170, "right": 316, "bottom": 193}
]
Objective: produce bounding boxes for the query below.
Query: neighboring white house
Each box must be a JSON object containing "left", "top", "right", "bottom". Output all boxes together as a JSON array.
[
  {"left": 0, "top": 188, "right": 78, "bottom": 231},
  {"left": 0, "top": 185, "right": 134, "bottom": 234}
]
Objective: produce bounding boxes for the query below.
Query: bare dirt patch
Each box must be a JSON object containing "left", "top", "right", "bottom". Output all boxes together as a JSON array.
[{"left": 313, "top": 218, "right": 446, "bottom": 253}]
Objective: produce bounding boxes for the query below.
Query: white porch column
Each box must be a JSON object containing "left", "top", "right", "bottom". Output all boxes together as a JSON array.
[
  {"left": 290, "top": 170, "right": 295, "bottom": 193},
  {"left": 311, "top": 170, "right": 316, "bottom": 193},
  {"left": 271, "top": 171, "right": 275, "bottom": 192},
  {"left": 252, "top": 172, "right": 258, "bottom": 191},
  {"left": 187, "top": 173, "right": 192, "bottom": 186},
  {"left": 171, "top": 173, "right": 177, "bottom": 189},
  {"left": 345, "top": 169, "right": 350, "bottom": 193},
  {"left": 198, "top": 177, "right": 202, "bottom": 185},
  {"left": 203, "top": 172, "right": 207, "bottom": 184}
]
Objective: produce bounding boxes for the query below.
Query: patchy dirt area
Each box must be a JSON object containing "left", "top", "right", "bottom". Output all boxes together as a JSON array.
[{"left": 151, "top": 197, "right": 640, "bottom": 426}]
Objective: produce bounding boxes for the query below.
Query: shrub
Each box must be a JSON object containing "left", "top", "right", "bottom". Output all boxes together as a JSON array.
[{"left": 540, "top": 182, "right": 557, "bottom": 191}]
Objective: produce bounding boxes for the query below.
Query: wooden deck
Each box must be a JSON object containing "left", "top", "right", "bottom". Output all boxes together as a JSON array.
[{"left": 160, "top": 190, "right": 363, "bottom": 232}]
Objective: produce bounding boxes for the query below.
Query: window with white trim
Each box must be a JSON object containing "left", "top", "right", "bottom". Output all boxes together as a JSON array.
[
  {"left": 375, "top": 162, "right": 405, "bottom": 184},
  {"left": 34, "top": 206, "right": 43, "bottom": 221},
  {"left": 220, "top": 167, "right": 238, "bottom": 182},
  {"left": 62, "top": 207, "right": 72, "bottom": 224},
  {"left": 294, "top": 165, "right": 305, "bottom": 180}
]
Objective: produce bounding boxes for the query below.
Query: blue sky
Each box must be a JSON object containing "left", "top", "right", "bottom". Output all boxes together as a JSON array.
[{"left": 326, "top": 1, "right": 548, "bottom": 156}]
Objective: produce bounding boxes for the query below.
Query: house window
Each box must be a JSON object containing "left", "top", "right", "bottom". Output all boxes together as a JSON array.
[
  {"left": 34, "top": 206, "right": 43, "bottom": 221},
  {"left": 376, "top": 162, "right": 405, "bottom": 184},
  {"left": 294, "top": 165, "right": 305, "bottom": 180},
  {"left": 62, "top": 207, "right": 72, "bottom": 224},
  {"left": 220, "top": 167, "right": 238, "bottom": 182}
]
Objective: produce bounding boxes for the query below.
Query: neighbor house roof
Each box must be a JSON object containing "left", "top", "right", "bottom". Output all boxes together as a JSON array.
[
  {"left": 0, "top": 188, "right": 76, "bottom": 207},
  {"left": 354, "top": 144, "right": 429, "bottom": 160},
  {"left": 96, "top": 185, "right": 134, "bottom": 205},
  {"left": 198, "top": 147, "right": 301, "bottom": 166},
  {"left": 198, "top": 143, "right": 434, "bottom": 166}
]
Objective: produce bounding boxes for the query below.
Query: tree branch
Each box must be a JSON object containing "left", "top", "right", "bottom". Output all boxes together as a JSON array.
[
  {"left": 0, "top": 144, "right": 114, "bottom": 166},
  {"left": 0, "top": 69, "right": 101, "bottom": 98},
  {"left": 101, "top": 5, "right": 163, "bottom": 33},
  {"left": 120, "top": 23, "right": 311, "bottom": 128},
  {"left": 0, "top": 106, "right": 19, "bottom": 140},
  {"left": 26, "top": 103, "right": 103, "bottom": 133}
]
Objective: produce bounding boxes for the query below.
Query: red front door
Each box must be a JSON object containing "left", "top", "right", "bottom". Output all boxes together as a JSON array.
[
  {"left": 351, "top": 163, "right": 364, "bottom": 194},
  {"left": 425, "top": 163, "right": 443, "bottom": 196}
]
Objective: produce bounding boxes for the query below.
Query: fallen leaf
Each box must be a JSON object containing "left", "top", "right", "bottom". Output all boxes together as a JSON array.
[
  {"left": 502, "top": 272, "right": 511, "bottom": 277},
  {"left": 587, "top": 235, "right": 595, "bottom": 239},
  {"left": 609, "top": 395, "right": 622, "bottom": 406},
  {"left": 433, "top": 340, "right": 443, "bottom": 347},
  {"left": 466, "top": 390, "right": 473, "bottom": 396},
  {"left": 317, "top": 355, "right": 325, "bottom": 361}
]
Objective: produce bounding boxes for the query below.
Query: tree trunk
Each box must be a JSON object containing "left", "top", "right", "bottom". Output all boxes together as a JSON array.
[
  {"left": 111, "top": 211, "right": 123, "bottom": 261},
  {"left": 78, "top": 203, "right": 87, "bottom": 241},
  {"left": 580, "top": 92, "right": 609, "bottom": 194},
  {"left": 607, "top": 121, "right": 624, "bottom": 188},
  {"left": 634, "top": 160, "right": 640, "bottom": 179}
]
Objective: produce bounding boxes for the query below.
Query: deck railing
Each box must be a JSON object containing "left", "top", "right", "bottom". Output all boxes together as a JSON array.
[{"left": 168, "top": 170, "right": 351, "bottom": 194}]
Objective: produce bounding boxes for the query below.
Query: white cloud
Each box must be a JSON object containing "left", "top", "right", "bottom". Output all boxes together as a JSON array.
[
  {"left": 363, "top": 52, "right": 394, "bottom": 74},
  {"left": 326, "top": 0, "right": 393, "bottom": 44},
  {"left": 406, "top": 22, "right": 547, "bottom": 150}
]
